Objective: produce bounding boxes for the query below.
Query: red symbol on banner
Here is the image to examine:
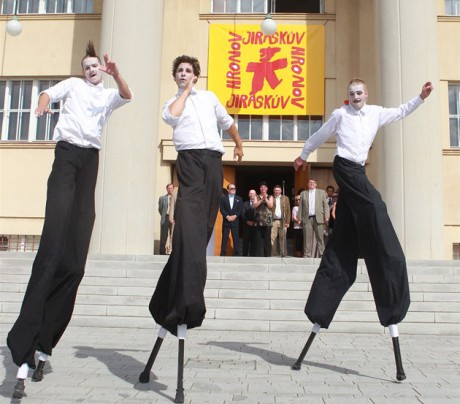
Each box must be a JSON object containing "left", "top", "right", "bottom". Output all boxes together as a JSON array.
[{"left": 246, "top": 47, "right": 288, "bottom": 95}]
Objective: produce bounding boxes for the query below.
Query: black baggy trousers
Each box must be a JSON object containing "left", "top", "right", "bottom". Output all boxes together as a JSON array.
[
  {"left": 305, "top": 156, "right": 410, "bottom": 328},
  {"left": 149, "top": 149, "right": 223, "bottom": 336},
  {"left": 7, "top": 141, "right": 99, "bottom": 366}
]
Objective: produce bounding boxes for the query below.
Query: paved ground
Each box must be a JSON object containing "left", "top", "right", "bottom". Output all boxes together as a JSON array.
[{"left": 0, "top": 325, "right": 459, "bottom": 403}]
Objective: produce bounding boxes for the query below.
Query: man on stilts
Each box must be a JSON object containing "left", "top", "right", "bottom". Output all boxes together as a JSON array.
[
  {"left": 292, "top": 78, "right": 433, "bottom": 381},
  {"left": 140, "top": 55, "right": 243, "bottom": 403},
  {"left": 7, "top": 41, "right": 132, "bottom": 399}
]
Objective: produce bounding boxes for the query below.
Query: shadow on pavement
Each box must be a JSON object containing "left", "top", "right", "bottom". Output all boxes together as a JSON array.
[
  {"left": 204, "top": 340, "right": 390, "bottom": 382},
  {"left": 74, "top": 345, "right": 173, "bottom": 402}
]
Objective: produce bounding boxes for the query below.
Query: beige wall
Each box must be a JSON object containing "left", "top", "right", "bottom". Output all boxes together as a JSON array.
[
  {"left": 1, "top": 0, "right": 459, "bottom": 258},
  {"left": 0, "top": 145, "right": 54, "bottom": 234},
  {"left": 0, "top": 17, "right": 101, "bottom": 77}
]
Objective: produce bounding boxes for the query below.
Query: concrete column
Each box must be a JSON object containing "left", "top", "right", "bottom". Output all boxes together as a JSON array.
[
  {"left": 373, "top": 0, "right": 444, "bottom": 259},
  {"left": 90, "top": 0, "right": 164, "bottom": 254}
]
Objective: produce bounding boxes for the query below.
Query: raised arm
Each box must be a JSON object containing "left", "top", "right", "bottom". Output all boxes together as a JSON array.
[{"left": 100, "top": 54, "right": 132, "bottom": 100}]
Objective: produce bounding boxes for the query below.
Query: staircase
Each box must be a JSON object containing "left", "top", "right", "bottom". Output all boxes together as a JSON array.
[{"left": 1, "top": 252, "right": 459, "bottom": 335}]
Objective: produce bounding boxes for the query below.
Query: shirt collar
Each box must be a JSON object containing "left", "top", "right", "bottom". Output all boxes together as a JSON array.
[
  {"left": 177, "top": 87, "right": 198, "bottom": 96},
  {"left": 347, "top": 103, "right": 369, "bottom": 115},
  {"left": 84, "top": 80, "right": 104, "bottom": 89}
]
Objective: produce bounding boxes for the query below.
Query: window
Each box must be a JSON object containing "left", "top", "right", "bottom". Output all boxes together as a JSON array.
[
  {"left": 445, "top": 0, "right": 460, "bottom": 15},
  {"left": 0, "top": 79, "right": 61, "bottom": 142},
  {"left": 453, "top": 243, "right": 460, "bottom": 260},
  {"left": 0, "top": 234, "right": 41, "bottom": 252},
  {"left": 448, "top": 84, "right": 460, "bottom": 147},
  {"left": 211, "top": 0, "right": 323, "bottom": 14},
  {"left": 0, "top": 0, "right": 93, "bottom": 14},
  {"left": 232, "top": 115, "right": 263, "bottom": 140},
  {"left": 221, "top": 114, "right": 323, "bottom": 141},
  {"left": 212, "top": 0, "right": 266, "bottom": 13},
  {"left": 274, "top": 0, "right": 323, "bottom": 13}
]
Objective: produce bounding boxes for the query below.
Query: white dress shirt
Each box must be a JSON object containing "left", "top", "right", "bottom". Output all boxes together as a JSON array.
[
  {"left": 308, "top": 190, "right": 316, "bottom": 216},
  {"left": 274, "top": 196, "right": 282, "bottom": 219},
  {"left": 300, "top": 95, "right": 424, "bottom": 165},
  {"left": 44, "top": 77, "right": 131, "bottom": 150},
  {"left": 162, "top": 88, "right": 234, "bottom": 154}
]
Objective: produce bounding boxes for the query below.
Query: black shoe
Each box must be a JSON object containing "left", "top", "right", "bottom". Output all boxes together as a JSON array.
[
  {"left": 31, "top": 360, "right": 45, "bottom": 382},
  {"left": 13, "top": 379, "right": 25, "bottom": 399}
]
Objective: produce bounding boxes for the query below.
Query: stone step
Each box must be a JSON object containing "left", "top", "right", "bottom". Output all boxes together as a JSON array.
[{"left": 1, "top": 253, "right": 459, "bottom": 335}]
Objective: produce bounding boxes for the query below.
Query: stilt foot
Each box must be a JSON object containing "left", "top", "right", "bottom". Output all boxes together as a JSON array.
[
  {"left": 13, "top": 379, "right": 25, "bottom": 399},
  {"left": 174, "top": 388, "right": 184, "bottom": 403},
  {"left": 139, "top": 370, "right": 158, "bottom": 383},
  {"left": 32, "top": 360, "right": 45, "bottom": 382},
  {"left": 291, "top": 362, "right": 302, "bottom": 371},
  {"left": 396, "top": 371, "right": 407, "bottom": 382},
  {"left": 139, "top": 370, "right": 150, "bottom": 383}
]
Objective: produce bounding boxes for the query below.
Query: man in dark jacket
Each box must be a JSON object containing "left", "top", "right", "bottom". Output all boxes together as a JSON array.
[{"left": 220, "top": 183, "right": 243, "bottom": 256}]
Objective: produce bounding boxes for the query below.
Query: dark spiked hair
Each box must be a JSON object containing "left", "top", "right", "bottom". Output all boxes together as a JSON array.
[{"left": 81, "top": 41, "right": 101, "bottom": 67}]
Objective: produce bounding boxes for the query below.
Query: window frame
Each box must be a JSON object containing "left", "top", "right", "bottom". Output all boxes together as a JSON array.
[
  {"left": 211, "top": 0, "right": 324, "bottom": 14},
  {"left": 221, "top": 114, "right": 323, "bottom": 141},
  {"left": 0, "top": 79, "right": 62, "bottom": 142},
  {"left": 445, "top": 0, "right": 460, "bottom": 15},
  {"left": 0, "top": 0, "right": 94, "bottom": 14},
  {"left": 448, "top": 83, "right": 460, "bottom": 148}
]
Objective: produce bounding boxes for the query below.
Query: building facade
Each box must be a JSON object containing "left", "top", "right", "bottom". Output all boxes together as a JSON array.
[{"left": 0, "top": 0, "right": 459, "bottom": 259}]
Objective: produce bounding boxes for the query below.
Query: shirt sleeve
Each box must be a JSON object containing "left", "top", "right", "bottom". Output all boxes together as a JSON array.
[
  {"left": 378, "top": 95, "right": 424, "bottom": 128},
  {"left": 42, "top": 77, "right": 78, "bottom": 103},
  {"left": 300, "top": 109, "right": 339, "bottom": 161},
  {"left": 212, "top": 92, "right": 234, "bottom": 131},
  {"left": 107, "top": 88, "right": 132, "bottom": 111},
  {"left": 161, "top": 97, "right": 180, "bottom": 127}
]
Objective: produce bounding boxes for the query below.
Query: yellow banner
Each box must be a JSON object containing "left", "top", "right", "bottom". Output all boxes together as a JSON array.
[{"left": 208, "top": 24, "right": 324, "bottom": 116}]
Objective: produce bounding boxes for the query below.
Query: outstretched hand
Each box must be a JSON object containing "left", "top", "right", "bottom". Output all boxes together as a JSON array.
[
  {"left": 420, "top": 82, "right": 433, "bottom": 100},
  {"left": 293, "top": 156, "right": 307, "bottom": 172},
  {"left": 233, "top": 145, "right": 244, "bottom": 163},
  {"left": 35, "top": 105, "right": 53, "bottom": 117},
  {"left": 99, "top": 54, "right": 120, "bottom": 78}
]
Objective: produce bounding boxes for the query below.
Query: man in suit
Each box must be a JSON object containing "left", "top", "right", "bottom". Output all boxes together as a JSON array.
[
  {"left": 326, "top": 185, "right": 335, "bottom": 208},
  {"left": 220, "top": 183, "right": 243, "bottom": 256},
  {"left": 298, "top": 178, "right": 329, "bottom": 257},
  {"left": 158, "top": 183, "right": 174, "bottom": 255},
  {"left": 242, "top": 189, "right": 258, "bottom": 256},
  {"left": 270, "top": 184, "right": 291, "bottom": 257}
]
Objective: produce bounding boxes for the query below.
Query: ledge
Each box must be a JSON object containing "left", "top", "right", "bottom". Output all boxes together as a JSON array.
[
  {"left": 0, "top": 141, "right": 56, "bottom": 150},
  {"left": 0, "top": 13, "right": 101, "bottom": 21},
  {"left": 199, "top": 13, "right": 335, "bottom": 22},
  {"left": 442, "top": 148, "right": 460, "bottom": 156}
]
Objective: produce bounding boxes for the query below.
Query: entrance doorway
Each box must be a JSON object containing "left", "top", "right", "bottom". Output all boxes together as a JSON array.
[{"left": 234, "top": 165, "right": 297, "bottom": 201}]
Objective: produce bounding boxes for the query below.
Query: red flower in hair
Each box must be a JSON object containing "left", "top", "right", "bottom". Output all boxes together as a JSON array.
[{"left": 344, "top": 100, "right": 349, "bottom": 105}]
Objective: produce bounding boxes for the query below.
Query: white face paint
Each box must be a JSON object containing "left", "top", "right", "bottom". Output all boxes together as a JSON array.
[
  {"left": 82, "top": 57, "right": 103, "bottom": 85},
  {"left": 174, "top": 62, "right": 196, "bottom": 89},
  {"left": 347, "top": 83, "right": 368, "bottom": 110}
]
